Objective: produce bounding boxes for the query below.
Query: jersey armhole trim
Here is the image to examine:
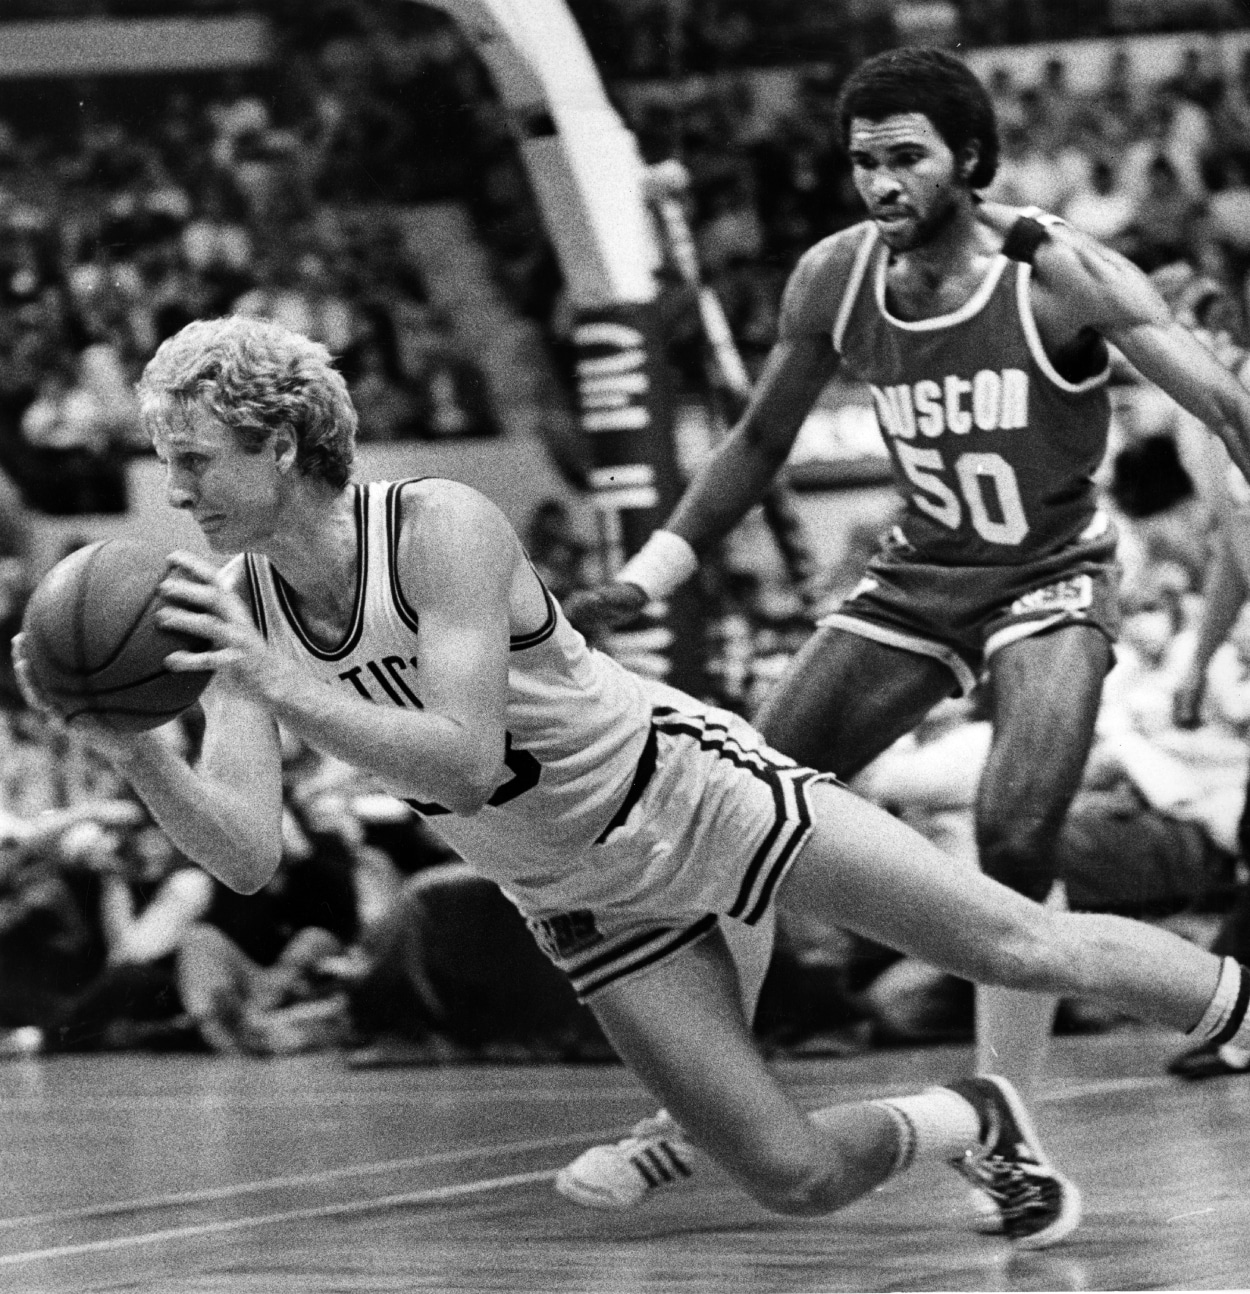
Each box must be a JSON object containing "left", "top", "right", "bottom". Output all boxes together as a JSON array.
[
  {"left": 1015, "top": 262, "right": 1111, "bottom": 394},
  {"left": 832, "top": 225, "right": 880, "bottom": 353},
  {"left": 510, "top": 570, "right": 557, "bottom": 651},
  {"left": 386, "top": 480, "right": 422, "bottom": 636}
]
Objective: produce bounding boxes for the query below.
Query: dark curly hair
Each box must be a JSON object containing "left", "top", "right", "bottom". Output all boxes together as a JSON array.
[{"left": 836, "top": 47, "right": 1000, "bottom": 190}]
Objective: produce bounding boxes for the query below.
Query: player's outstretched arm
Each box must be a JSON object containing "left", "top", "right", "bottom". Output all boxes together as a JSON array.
[
  {"left": 1035, "top": 226, "right": 1250, "bottom": 487},
  {"left": 565, "top": 238, "right": 848, "bottom": 632}
]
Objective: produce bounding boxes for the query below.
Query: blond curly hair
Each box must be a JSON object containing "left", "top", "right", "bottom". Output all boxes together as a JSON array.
[{"left": 138, "top": 316, "right": 357, "bottom": 488}]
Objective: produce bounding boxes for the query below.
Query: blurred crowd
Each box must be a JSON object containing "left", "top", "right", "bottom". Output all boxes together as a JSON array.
[{"left": 0, "top": 1, "right": 506, "bottom": 516}]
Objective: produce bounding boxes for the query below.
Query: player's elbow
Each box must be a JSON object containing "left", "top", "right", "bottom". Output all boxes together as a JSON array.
[
  {"left": 220, "top": 842, "right": 282, "bottom": 895},
  {"left": 443, "top": 763, "right": 505, "bottom": 815},
  {"left": 442, "top": 743, "right": 509, "bottom": 815},
  {"left": 227, "top": 869, "right": 274, "bottom": 897}
]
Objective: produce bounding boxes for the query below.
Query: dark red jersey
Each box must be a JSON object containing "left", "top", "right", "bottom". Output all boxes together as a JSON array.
[{"left": 827, "top": 214, "right": 1111, "bottom": 565}]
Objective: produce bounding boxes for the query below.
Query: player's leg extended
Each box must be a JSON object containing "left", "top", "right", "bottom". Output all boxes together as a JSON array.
[
  {"left": 975, "top": 626, "right": 1110, "bottom": 1101},
  {"left": 779, "top": 779, "right": 1226, "bottom": 1039},
  {"left": 555, "top": 909, "right": 776, "bottom": 1208},
  {"left": 753, "top": 625, "right": 957, "bottom": 780},
  {"left": 586, "top": 922, "right": 1060, "bottom": 1232},
  {"left": 587, "top": 925, "right": 897, "bottom": 1215}
]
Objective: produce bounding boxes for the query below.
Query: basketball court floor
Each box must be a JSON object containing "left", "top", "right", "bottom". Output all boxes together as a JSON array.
[{"left": 2, "top": 1026, "right": 1247, "bottom": 1292}]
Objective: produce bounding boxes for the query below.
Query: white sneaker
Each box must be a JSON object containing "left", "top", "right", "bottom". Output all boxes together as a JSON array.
[{"left": 555, "top": 1110, "right": 695, "bottom": 1209}]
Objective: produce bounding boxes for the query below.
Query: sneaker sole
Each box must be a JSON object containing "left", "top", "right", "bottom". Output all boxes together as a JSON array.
[
  {"left": 553, "top": 1167, "right": 640, "bottom": 1210},
  {"left": 982, "top": 1074, "right": 1083, "bottom": 1249}
]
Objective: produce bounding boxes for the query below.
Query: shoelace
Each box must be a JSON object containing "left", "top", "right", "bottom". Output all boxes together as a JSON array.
[{"left": 959, "top": 1152, "right": 1054, "bottom": 1231}]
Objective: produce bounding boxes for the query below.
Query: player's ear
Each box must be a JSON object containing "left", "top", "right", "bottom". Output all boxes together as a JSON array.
[
  {"left": 956, "top": 141, "right": 980, "bottom": 184},
  {"left": 273, "top": 425, "right": 298, "bottom": 475}
]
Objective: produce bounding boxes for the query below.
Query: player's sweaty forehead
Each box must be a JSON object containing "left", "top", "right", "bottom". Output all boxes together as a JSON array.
[{"left": 848, "top": 113, "right": 946, "bottom": 157}]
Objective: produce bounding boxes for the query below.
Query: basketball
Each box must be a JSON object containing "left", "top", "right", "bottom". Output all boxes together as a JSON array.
[{"left": 21, "top": 539, "right": 214, "bottom": 733}]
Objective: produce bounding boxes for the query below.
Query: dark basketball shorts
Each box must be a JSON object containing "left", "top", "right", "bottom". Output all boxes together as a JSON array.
[
  {"left": 818, "top": 516, "right": 1121, "bottom": 695},
  {"left": 523, "top": 704, "right": 836, "bottom": 1001}
]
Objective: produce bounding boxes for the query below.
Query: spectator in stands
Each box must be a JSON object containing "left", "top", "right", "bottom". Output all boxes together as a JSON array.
[
  {"left": 47, "top": 810, "right": 214, "bottom": 1053},
  {"left": 1063, "top": 158, "right": 1137, "bottom": 247},
  {"left": 17, "top": 350, "right": 128, "bottom": 514},
  {"left": 175, "top": 757, "right": 376, "bottom": 1056},
  {"left": 233, "top": 249, "right": 356, "bottom": 355},
  {"left": 180, "top": 178, "right": 256, "bottom": 306},
  {"left": 1124, "top": 155, "right": 1206, "bottom": 274},
  {"left": 341, "top": 861, "right": 608, "bottom": 1066},
  {"left": 1211, "top": 51, "right": 1250, "bottom": 170},
  {"left": 0, "top": 798, "right": 165, "bottom": 1047}
]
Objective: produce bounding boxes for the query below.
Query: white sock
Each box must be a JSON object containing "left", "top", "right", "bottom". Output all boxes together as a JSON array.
[
  {"left": 1190, "top": 957, "right": 1250, "bottom": 1051},
  {"left": 860, "top": 1089, "right": 982, "bottom": 1176}
]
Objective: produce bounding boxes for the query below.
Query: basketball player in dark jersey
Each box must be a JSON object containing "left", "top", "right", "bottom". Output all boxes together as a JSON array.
[
  {"left": 561, "top": 47, "right": 1250, "bottom": 1208},
  {"left": 17, "top": 315, "right": 1250, "bottom": 1250}
]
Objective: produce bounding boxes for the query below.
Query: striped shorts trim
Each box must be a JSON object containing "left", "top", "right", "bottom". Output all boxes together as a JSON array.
[
  {"left": 531, "top": 706, "right": 836, "bottom": 1001},
  {"left": 650, "top": 706, "right": 834, "bottom": 925}
]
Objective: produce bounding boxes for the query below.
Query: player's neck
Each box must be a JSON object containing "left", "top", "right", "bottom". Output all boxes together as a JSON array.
[
  {"left": 258, "top": 481, "right": 360, "bottom": 618},
  {"left": 888, "top": 196, "right": 990, "bottom": 282}
]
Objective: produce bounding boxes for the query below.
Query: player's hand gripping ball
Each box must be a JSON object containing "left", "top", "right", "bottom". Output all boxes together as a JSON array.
[{"left": 19, "top": 539, "right": 213, "bottom": 732}]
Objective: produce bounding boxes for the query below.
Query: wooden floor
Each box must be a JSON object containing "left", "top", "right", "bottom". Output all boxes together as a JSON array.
[{"left": 1, "top": 1028, "right": 1247, "bottom": 1293}]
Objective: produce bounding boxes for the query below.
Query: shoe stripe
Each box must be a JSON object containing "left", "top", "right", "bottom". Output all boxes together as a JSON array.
[
  {"left": 1211, "top": 963, "right": 1250, "bottom": 1048},
  {"left": 658, "top": 1142, "right": 692, "bottom": 1177},
  {"left": 631, "top": 1154, "right": 661, "bottom": 1188},
  {"left": 642, "top": 1148, "right": 675, "bottom": 1183}
]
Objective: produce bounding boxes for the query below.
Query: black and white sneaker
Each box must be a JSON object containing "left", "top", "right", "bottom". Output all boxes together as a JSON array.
[{"left": 946, "top": 1075, "right": 1082, "bottom": 1249}]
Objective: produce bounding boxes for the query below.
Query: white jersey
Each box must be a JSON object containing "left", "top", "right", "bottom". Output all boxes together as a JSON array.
[{"left": 231, "top": 479, "right": 655, "bottom": 898}]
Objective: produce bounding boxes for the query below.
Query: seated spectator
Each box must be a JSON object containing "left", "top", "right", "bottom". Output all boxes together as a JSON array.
[
  {"left": 0, "top": 798, "right": 158, "bottom": 1047},
  {"left": 1064, "top": 159, "right": 1136, "bottom": 246},
  {"left": 47, "top": 810, "right": 214, "bottom": 1053},
  {"left": 1122, "top": 155, "right": 1204, "bottom": 274},
  {"left": 410, "top": 338, "right": 498, "bottom": 440},
  {"left": 232, "top": 250, "right": 356, "bottom": 355},
  {"left": 525, "top": 498, "right": 593, "bottom": 604},
  {"left": 175, "top": 780, "right": 380, "bottom": 1056},
  {"left": 17, "top": 351, "right": 128, "bottom": 514},
  {"left": 180, "top": 180, "right": 255, "bottom": 300},
  {"left": 340, "top": 862, "right": 609, "bottom": 1064},
  {"left": 1202, "top": 156, "right": 1250, "bottom": 308}
]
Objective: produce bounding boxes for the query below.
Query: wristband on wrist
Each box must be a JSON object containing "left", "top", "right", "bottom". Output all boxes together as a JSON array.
[{"left": 615, "top": 530, "right": 698, "bottom": 602}]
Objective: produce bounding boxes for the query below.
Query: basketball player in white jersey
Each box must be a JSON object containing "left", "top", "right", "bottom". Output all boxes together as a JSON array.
[
  {"left": 16, "top": 315, "right": 1250, "bottom": 1251},
  {"left": 561, "top": 47, "right": 1250, "bottom": 1210}
]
